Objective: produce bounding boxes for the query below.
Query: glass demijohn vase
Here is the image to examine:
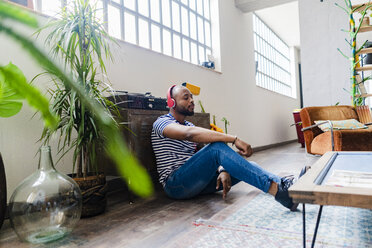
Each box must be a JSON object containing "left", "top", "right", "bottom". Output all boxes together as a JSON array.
[{"left": 9, "top": 146, "right": 82, "bottom": 244}]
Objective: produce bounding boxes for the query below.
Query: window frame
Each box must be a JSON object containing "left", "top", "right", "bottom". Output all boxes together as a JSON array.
[
  {"left": 33, "top": 0, "right": 213, "bottom": 66},
  {"left": 253, "top": 13, "right": 293, "bottom": 97}
]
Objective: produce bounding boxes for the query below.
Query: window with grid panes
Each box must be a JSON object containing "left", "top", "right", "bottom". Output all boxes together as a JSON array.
[
  {"left": 33, "top": 0, "right": 213, "bottom": 66},
  {"left": 253, "top": 14, "right": 292, "bottom": 97}
]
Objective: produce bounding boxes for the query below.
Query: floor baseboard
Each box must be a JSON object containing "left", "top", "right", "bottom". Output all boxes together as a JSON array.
[{"left": 252, "top": 139, "right": 298, "bottom": 153}]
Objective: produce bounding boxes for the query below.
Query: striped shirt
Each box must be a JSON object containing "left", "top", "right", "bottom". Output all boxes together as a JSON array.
[{"left": 151, "top": 113, "right": 197, "bottom": 186}]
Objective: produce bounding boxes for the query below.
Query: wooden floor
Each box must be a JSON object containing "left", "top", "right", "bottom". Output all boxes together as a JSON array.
[{"left": 0, "top": 142, "right": 318, "bottom": 248}]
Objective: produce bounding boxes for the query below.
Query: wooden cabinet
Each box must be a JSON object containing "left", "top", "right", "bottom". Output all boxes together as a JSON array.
[{"left": 98, "top": 109, "right": 210, "bottom": 190}]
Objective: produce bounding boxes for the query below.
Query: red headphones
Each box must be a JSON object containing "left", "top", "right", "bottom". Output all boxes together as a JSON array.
[{"left": 167, "top": 85, "right": 177, "bottom": 108}]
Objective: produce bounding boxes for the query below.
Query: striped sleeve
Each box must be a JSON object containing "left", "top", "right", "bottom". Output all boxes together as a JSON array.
[{"left": 153, "top": 117, "right": 175, "bottom": 138}]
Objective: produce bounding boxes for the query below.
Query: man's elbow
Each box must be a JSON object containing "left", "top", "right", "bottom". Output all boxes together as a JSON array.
[{"left": 183, "top": 127, "right": 195, "bottom": 141}]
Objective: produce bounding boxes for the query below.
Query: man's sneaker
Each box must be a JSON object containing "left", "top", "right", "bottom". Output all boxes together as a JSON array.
[
  {"left": 275, "top": 175, "right": 298, "bottom": 211},
  {"left": 275, "top": 165, "right": 310, "bottom": 211}
]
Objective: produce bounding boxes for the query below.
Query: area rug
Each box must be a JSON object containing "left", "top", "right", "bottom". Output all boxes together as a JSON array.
[{"left": 184, "top": 193, "right": 372, "bottom": 248}]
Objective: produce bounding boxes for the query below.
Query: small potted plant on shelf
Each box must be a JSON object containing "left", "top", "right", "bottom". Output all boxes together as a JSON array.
[{"left": 37, "top": 0, "right": 121, "bottom": 217}]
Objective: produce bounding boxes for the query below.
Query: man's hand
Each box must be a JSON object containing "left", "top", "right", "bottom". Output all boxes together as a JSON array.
[
  {"left": 216, "top": 172, "right": 231, "bottom": 199},
  {"left": 235, "top": 138, "right": 253, "bottom": 157}
]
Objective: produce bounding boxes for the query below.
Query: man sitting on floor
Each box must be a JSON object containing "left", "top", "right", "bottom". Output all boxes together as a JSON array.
[{"left": 151, "top": 85, "right": 304, "bottom": 211}]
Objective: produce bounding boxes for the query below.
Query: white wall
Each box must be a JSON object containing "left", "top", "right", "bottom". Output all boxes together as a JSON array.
[
  {"left": 298, "top": 0, "right": 372, "bottom": 107},
  {"left": 235, "top": 0, "right": 296, "bottom": 12},
  {"left": 255, "top": 1, "right": 300, "bottom": 47},
  {"left": 0, "top": 0, "right": 301, "bottom": 200}
]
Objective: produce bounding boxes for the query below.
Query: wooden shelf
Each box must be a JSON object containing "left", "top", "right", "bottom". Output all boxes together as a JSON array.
[
  {"left": 353, "top": 3, "right": 372, "bottom": 98},
  {"left": 356, "top": 65, "right": 372, "bottom": 71},
  {"left": 352, "top": 3, "right": 372, "bottom": 13},
  {"left": 357, "top": 47, "right": 372, "bottom": 55},
  {"left": 359, "top": 25, "right": 372, "bottom": 32},
  {"left": 356, "top": 93, "right": 372, "bottom": 98}
]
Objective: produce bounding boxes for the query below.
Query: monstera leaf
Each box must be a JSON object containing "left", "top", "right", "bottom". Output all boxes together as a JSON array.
[
  {"left": 0, "top": 63, "right": 58, "bottom": 129},
  {"left": 0, "top": 69, "right": 23, "bottom": 118},
  {"left": 0, "top": 63, "right": 59, "bottom": 130}
]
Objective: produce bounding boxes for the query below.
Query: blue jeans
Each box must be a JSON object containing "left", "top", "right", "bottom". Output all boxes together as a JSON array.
[{"left": 163, "top": 142, "right": 281, "bottom": 199}]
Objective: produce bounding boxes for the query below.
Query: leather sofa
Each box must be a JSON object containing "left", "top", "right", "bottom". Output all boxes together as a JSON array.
[{"left": 300, "top": 105, "right": 372, "bottom": 155}]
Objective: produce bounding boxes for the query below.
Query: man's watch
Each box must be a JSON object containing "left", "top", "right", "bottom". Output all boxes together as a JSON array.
[
  {"left": 218, "top": 168, "right": 227, "bottom": 174},
  {"left": 232, "top": 136, "right": 238, "bottom": 146}
]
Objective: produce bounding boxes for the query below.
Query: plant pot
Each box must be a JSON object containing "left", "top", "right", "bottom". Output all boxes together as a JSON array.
[
  {"left": 362, "top": 41, "right": 372, "bottom": 65},
  {"left": 71, "top": 173, "right": 108, "bottom": 218},
  {"left": 0, "top": 153, "right": 6, "bottom": 230},
  {"left": 360, "top": 17, "right": 370, "bottom": 28}
]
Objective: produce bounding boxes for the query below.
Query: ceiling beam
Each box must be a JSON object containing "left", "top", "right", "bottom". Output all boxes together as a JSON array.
[{"left": 235, "top": 0, "right": 297, "bottom": 13}]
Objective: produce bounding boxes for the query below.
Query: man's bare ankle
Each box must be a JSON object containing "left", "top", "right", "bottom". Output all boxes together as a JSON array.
[{"left": 268, "top": 181, "right": 278, "bottom": 196}]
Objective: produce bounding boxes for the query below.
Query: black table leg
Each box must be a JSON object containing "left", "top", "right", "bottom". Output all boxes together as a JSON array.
[
  {"left": 302, "top": 203, "right": 306, "bottom": 248},
  {"left": 311, "top": 205, "right": 323, "bottom": 248}
]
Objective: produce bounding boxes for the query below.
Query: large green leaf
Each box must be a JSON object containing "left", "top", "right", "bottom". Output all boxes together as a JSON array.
[
  {"left": 105, "top": 129, "right": 153, "bottom": 198},
  {"left": 0, "top": 63, "right": 59, "bottom": 130},
  {"left": 0, "top": 1, "right": 38, "bottom": 28},
  {"left": 0, "top": 73, "right": 23, "bottom": 117}
]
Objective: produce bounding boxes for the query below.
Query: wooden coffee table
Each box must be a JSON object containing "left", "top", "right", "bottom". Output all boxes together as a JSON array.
[{"left": 289, "top": 151, "right": 372, "bottom": 248}]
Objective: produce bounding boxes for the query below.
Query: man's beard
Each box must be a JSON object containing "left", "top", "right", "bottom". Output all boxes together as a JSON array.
[{"left": 177, "top": 106, "right": 194, "bottom": 116}]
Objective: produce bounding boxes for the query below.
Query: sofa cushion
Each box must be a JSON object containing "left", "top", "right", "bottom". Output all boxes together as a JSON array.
[{"left": 314, "top": 119, "right": 367, "bottom": 132}]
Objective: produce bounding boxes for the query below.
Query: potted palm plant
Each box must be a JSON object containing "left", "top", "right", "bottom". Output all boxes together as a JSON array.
[
  {"left": 38, "top": 0, "right": 120, "bottom": 217},
  {"left": 1, "top": 1, "right": 152, "bottom": 223}
]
